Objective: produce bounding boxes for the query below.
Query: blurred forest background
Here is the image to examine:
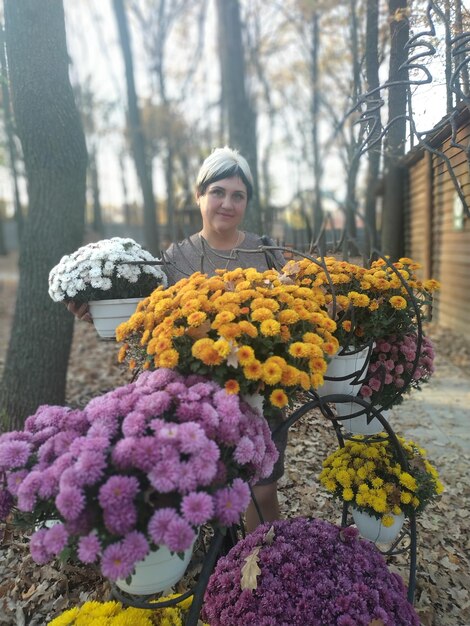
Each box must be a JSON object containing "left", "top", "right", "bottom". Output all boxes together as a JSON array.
[{"left": 0, "top": 0, "right": 469, "bottom": 424}]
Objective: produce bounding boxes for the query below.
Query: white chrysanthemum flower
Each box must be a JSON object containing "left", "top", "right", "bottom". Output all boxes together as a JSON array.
[
  {"left": 48, "top": 237, "right": 165, "bottom": 303},
  {"left": 88, "top": 265, "right": 101, "bottom": 278}
]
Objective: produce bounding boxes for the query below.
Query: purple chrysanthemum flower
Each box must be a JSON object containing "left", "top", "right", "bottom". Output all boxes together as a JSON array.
[
  {"left": 29, "top": 529, "right": 51, "bottom": 565},
  {"left": 111, "top": 438, "right": 136, "bottom": 469},
  {"left": 6, "top": 470, "right": 27, "bottom": 497},
  {"left": 234, "top": 436, "right": 256, "bottom": 465},
  {"left": 213, "top": 486, "right": 244, "bottom": 526},
  {"left": 181, "top": 492, "right": 214, "bottom": 526},
  {"left": 122, "top": 531, "right": 149, "bottom": 563},
  {"left": 37, "top": 470, "right": 58, "bottom": 499},
  {"left": 77, "top": 532, "right": 101, "bottom": 563},
  {"left": 42, "top": 523, "right": 68, "bottom": 556},
  {"left": 101, "top": 542, "right": 136, "bottom": 581},
  {"left": 229, "top": 478, "right": 251, "bottom": 509},
  {"left": 147, "top": 508, "right": 179, "bottom": 545},
  {"left": 55, "top": 486, "right": 85, "bottom": 520},
  {"left": 191, "top": 454, "right": 218, "bottom": 486},
  {"left": 74, "top": 451, "right": 107, "bottom": 486},
  {"left": 131, "top": 436, "right": 163, "bottom": 472},
  {"left": 98, "top": 475, "right": 139, "bottom": 509},
  {"left": 176, "top": 462, "right": 198, "bottom": 493},
  {"left": 122, "top": 411, "right": 147, "bottom": 437},
  {"left": 148, "top": 461, "right": 180, "bottom": 493},
  {"left": 136, "top": 390, "right": 173, "bottom": 417},
  {"left": 164, "top": 516, "right": 196, "bottom": 552},
  {"left": 0, "top": 439, "right": 31, "bottom": 471},
  {"left": 17, "top": 471, "right": 42, "bottom": 511},
  {"left": 178, "top": 422, "right": 207, "bottom": 454},
  {"left": 103, "top": 505, "right": 137, "bottom": 536}
]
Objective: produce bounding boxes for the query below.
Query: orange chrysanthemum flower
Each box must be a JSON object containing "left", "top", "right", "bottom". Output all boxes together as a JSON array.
[{"left": 224, "top": 379, "right": 240, "bottom": 395}]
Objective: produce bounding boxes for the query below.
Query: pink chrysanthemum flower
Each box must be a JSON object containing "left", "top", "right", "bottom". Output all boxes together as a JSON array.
[
  {"left": 78, "top": 533, "right": 101, "bottom": 564},
  {"left": 181, "top": 492, "right": 214, "bottom": 526},
  {"left": 148, "top": 508, "right": 179, "bottom": 545},
  {"left": 164, "top": 516, "right": 196, "bottom": 552},
  {"left": 101, "top": 542, "right": 135, "bottom": 581}
]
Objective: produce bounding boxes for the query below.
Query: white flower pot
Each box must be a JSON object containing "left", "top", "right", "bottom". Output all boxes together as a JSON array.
[
  {"left": 242, "top": 392, "right": 264, "bottom": 415},
  {"left": 317, "top": 346, "right": 371, "bottom": 398},
  {"left": 352, "top": 508, "right": 405, "bottom": 544},
  {"left": 89, "top": 298, "right": 142, "bottom": 339},
  {"left": 336, "top": 399, "right": 390, "bottom": 435},
  {"left": 115, "top": 544, "right": 194, "bottom": 595}
]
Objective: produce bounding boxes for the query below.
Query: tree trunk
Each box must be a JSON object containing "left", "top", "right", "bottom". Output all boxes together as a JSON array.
[
  {"left": 118, "top": 150, "right": 131, "bottom": 226},
  {"left": 113, "top": 0, "right": 160, "bottom": 254},
  {"left": 381, "top": 0, "right": 409, "bottom": 259},
  {"left": 310, "top": 13, "right": 325, "bottom": 254},
  {"left": 0, "top": 204, "right": 7, "bottom": 255},
  {"left": 363, "top": 0, "right": 381, "bottom": 260},
  {"left": 216, "top": 0, "right": 261, "bottom": 233},
  {"left": 89, "top": 145, "right": 104, "bottom": 235},
  {"left": 0, "top": 0, "right": 87, "bottom": 428},
  {"left": 444, "top": 0, "right": 453, "bottom": 113},
  {"left": 454, "top": 0, "right": 469, "bottom": 96},
  {"left": 0, "top": 26, "right": 24, "bottom": 241}
]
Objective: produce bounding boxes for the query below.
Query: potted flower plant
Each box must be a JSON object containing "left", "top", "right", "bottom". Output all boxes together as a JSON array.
[
  {"left": 48, "top": 237, "right": 167, "bottom": 338},
  {"left": 319, "top": 436, "right": 443, "bottom": 543},
  {"left": 202, "top": 517, "right": 420, "bottom": 625},
  {"left": 0, "top": 369, "right": 278, "bottom": 595},
  {"left": 336, "top": 332, "right": 436, "bottom": 434},
  {"left": 283, "top": 256, "right": 440, "bottom": 398},
  {"left": 48, "top": 595, "right": 208, "bottom": 626},
  {"left": 116, "top": 267, "right": 339, "bottom": 414}
]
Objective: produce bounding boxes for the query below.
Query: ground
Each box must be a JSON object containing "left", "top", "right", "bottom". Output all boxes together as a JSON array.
[{"left": 1, "top": 254, "right": 470, "bottom": 625}]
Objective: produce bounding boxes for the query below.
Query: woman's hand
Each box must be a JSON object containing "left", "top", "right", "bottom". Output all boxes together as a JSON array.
[{"left": 66, "top": 301, "right": 93, "bottom": 323}]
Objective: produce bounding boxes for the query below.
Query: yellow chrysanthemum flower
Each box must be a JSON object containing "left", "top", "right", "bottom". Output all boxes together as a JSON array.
[
  {"left": 156, "top": 349, "right": 179, "bottom": 369},
  {"left": 399, "top": 472, "right": 417, "bottom": 491},
  {"left": 288, "top": 342, "right": 310, "bottom": 358},
  {"left": 250, "top": 307, "right": 274, "bottom": 321},
  {"left": 243, "top": 359, "right": 263, "bottom": 380},
  {"left": 237, "top": 345, "right": 255, "bottom": 365},
  {"left": 238, "top": 320, "right": 258, "bottom": 337},
  {"left": 262, "top": 362, "right": 283, "bottom": 385},
  {"left": 213, "top": 339, "right": 231, "bottom": 358},
  {"left": 400, "top": 491, "right": 412, "bottom": 504},
  {"left": 278, "top": 309, "right": 300, "bottom": 324},
  {"left": 260, "top": 319, "right": 281, "bottom": 337},
  {"left": 269, "top": 388, "right": 289, "bottom": 408},
  {"left": 186, "top": 311, "right": 207, "bottom": 327},
  {"left": 389, "top": 295, "right": 407, "bottom": 309}
]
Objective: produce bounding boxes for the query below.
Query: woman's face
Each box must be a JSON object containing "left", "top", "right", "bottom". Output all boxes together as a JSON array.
[{"left": 197, "top": 176, "right": 247, "bottom": 235}]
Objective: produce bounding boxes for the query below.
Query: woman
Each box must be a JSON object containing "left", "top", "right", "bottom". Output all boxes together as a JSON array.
[{"left": 69, "top": 147, "right": 287, "bottom": 532}]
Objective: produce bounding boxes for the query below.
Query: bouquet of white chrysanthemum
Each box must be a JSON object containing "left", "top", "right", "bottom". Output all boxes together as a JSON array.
[{"left": 48, "top": 237, "right": 167, "bottom": 304}]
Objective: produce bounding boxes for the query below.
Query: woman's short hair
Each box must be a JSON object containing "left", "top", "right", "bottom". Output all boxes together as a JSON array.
[{"left": 196, "top": 146, "right": 254, "bottom": 201}]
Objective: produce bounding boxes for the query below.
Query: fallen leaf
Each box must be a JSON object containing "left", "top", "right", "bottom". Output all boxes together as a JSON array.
[
  {"left": 185, "top": 320, "right": 211, "bottom": 339},
  {"left": 240, "top": 547, "right": 261, "bottom": 591},
  {"left": 264, "top": 526, "right": 275, "bottom": 545}
]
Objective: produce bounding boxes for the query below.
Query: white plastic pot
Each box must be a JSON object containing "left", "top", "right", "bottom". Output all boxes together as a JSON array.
[{"left": 89, "top": 297, "right": 142, "bottom": 339}]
